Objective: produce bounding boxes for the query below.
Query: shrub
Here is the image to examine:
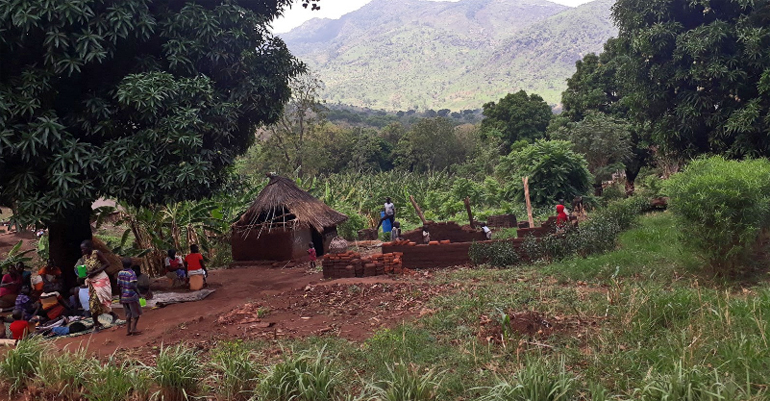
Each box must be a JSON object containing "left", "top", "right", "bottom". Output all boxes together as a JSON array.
[
  {"left": 477, "top": 358, "right": 575, "bottom": 401},
  {"left": 151, "top": 344, "right": 202, "bottom": 401},
  {"left": 367, "top": 363, "right": 440, "bottom": 401},
  {"left": 496, "top": 140, "right": 592, "bottom": 207},
  {"left": 469, "top": 241, "right": 521, "bottom": 267},
  {"left": 258, "top": 347, "right": 342, "bottom": 401},
  {"left": 336, "top": 205, "right": 367, "bottom": 241},
  {"left": 211, "top": 341, "right": 260, "bottom": 401},
  {"left": 0, "top": 337, "right": 46, "bottom": 393},
  {"left": 664, "top": 156, "right": 770, "bottom": 274}
]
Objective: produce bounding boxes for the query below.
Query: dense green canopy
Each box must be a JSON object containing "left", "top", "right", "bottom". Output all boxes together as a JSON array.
[
  {"left": 613, "top": 0, "right": 770, "bottom": 158},
  {"left": 0, "top": 0, "right": 304, "bottom": 224}
]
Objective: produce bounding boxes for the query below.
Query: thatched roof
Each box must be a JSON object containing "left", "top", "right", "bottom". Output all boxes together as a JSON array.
[{"left": 235, "top": 175, "right": 348, "bottom": 234}]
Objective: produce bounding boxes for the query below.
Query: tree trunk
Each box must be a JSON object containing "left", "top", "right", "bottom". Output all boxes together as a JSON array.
[{"left": 47, "top": 205, "right": 92, "bottom": 291}]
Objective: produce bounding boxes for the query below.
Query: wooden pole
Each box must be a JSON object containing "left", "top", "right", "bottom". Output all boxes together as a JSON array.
[
  {"left": 464, "top": 197, "right": 475, "bottom": 229},
  {"left": 409, "top": 195, "right": 428, "bottom": 225},
  {"left": 523, "top": 176, "right": 535, "bottom": 228}
]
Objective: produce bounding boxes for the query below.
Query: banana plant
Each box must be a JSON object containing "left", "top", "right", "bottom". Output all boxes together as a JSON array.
[{"left": 0, "top": 240, "right": 35, "bottom": 271}]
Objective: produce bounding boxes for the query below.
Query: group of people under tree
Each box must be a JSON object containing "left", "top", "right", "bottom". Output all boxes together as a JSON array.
[{"left": 1, "top": 240, "right": 208, "bottom": 341}]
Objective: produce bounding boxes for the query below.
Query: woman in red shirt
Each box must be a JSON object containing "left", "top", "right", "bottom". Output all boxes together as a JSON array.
[
  {"left": 185, "top": 244, "right": 207, "bottom": 281},
  {"left": 556, "top": 204, "right": 569, "bottom": 227},
  {"left": 0, "top": 263, "right": 23, "bottom": 308}
]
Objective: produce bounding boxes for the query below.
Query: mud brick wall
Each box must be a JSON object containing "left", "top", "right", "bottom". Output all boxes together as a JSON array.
[
  {"left": 382, "top": 242, "right": 476, "bottom": 269},
  {"left": 322, "top": 251, "right": 403, "bottom": 279},
  {"left": 486, "top": 214, "right": 517, "bottom": 228},
  {"left": 401, "top": 222, "right": 486, "bottom": 243}
]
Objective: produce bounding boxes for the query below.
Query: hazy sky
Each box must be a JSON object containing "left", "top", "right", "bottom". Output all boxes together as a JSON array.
[{"left": 272, "top": 0, "right": 596, "bottom": 33}]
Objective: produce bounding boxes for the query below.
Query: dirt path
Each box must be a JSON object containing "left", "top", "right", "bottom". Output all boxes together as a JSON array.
[{"left": 57, "top": 265, "right": 443, "bottom": 357}]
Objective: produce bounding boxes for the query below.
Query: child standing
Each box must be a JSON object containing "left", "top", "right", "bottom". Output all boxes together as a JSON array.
[
  {"left": 307, "top": 243, "right": 317, "bottom": 269},
  {"left": 117, "top": 258, "right": 142, "bottom": 336}
]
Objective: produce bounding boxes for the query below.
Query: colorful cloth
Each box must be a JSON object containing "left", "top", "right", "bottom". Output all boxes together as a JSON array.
[
  {"left": 556, "top": 205, "right": 569, "bottom": 227},
  {"left": 10, "top": 320, "right": 30, "bottom": 340},
  {"left": 308, "top": 247, "right": 317, "bottom": 262},
  {"left": 185, "top": 253, "right": 204, "bottom": 272},
  {"left": 86, "top": 271, "right": 112, "bottom": 316},
  {"left": 117, "top": 268, "right": 139, "bottom": 303}
]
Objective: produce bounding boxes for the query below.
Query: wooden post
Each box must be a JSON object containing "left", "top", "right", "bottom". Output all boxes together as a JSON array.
[
  {"left": 464, "top": 197, "right": 475, "bottom": 229},
  {"left": 523, "top": 176, "right": 535, "bottom": 228},
  {"left": 409, "top": 195, "right": 428, "bottom": 225}
]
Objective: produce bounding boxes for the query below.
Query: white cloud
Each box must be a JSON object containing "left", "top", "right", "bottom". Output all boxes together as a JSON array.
[{"left": 272, "top": 0, "right": 596, "bottom": 33}]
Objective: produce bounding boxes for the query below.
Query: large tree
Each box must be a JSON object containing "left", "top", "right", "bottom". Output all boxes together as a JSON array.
[
  {"left": 0, "top": 0, "right": 305, "bottom": 284},
  {"left": 613, "top": 0, "right": 770, "bottom": 158},
  {"left": 481, "top": 90, "right": 552, "bottom": 151}
]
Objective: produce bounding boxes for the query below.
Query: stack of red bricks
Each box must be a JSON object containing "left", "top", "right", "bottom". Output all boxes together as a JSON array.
[{"left": 322, "top": 252, "right": 406, "bottom": 279}]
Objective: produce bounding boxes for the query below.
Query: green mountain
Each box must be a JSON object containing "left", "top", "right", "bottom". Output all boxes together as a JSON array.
[{"left": 281, "top": 0, "right": 616, "bottom": 110}]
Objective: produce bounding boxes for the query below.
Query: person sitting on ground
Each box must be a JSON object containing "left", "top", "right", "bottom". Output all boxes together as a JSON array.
[
  {"left": 9, "top": 309, "right": 31, "bottom": 342},
  {"left": 556, "top": 204, "right": 570, "bottom": 228},
  {"left": 185, "top": 244, "right": 207, "bottom": 283},
  {"left": 164, "top": 249, "right": 186, "bottom": 286},
  {"left": 0, "top": 263, "right": 24, "bottom": 309},
  {"left": 307, "top": 243, "right": 317, "bottom": 269},
  {"left": 77, "top": 279, "right": 90, "bottom": 317},
  {"left": 390, "top": 221, "right": 402, "bottom": 242},
  {"left": 133, "top": 264, "right": 152, "bottom": 300},
  {"left": 80, "top": 240, "right": 120, "bottom": 331},
  {"left": 376, "top": 197, "right": 396, "bottom": 231},
  {"left": 422, "top": 226, "right": 431, "bottom": 244},
  {"left": 37, "top": 259, "right": 62, "bottom": 293},
  {"left": 118, "top": 258, "right": 142, "bottom": 336},
  {"left": 14, "top": 286, "right": 38, "bottom": 320}
]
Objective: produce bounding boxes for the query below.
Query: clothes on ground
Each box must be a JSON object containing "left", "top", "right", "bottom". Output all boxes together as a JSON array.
[
  {"left": 123, "top": 301, "right": 142, "bottom": 319},
  {"left": 185, "top": 253, "right": 204, "bottom": 273},
  {"left": 14, "top": 294, "right": 35, "bottom": 320},
  {"left": 117, "top": 268, "right": 139, "bottom": 303},
  {"left": 308, "top": 247, "right": 317, "bottom": 262},
  {"left": 10, "top": 320, "right": 30, "bottom": 340}
]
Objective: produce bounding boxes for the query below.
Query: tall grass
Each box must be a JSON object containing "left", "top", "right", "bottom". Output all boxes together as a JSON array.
[
  {"left": 0, "top": 337, "right": 46, "bottom": 393},
  {"left": 34, "top": 348, "right": 95, "bottom": 400},
  {"left": 258, "top": 347, "right": 342, "bottom": 401},
  {"left": 86, "top": 358, "right": 150, "bottom": 401},
  {"left": 367, "top": 363, "right": 440, "bottom": 401},
  {"left": 210, "top": 341, "right": 260, "bottom": 401},
  {"left": 477, "top": 358, "right": 575, "bottom": 401},
  {"left": 151, "top": 344, "right": 202, "bottom": 401}
]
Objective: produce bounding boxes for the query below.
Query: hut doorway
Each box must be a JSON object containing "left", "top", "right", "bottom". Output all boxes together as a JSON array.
[{"left": 311, "top": 229, "right": 325, "bottom": 257}]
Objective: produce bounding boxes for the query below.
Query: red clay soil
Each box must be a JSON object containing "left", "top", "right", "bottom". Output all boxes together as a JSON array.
[{"left": 57, "top": 265, "right": 446, "bottom": 357}]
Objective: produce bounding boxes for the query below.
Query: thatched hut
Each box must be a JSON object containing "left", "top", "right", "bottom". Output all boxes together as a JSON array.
[{"left": 231, "top": 175, "right": 348, "bottom": 261}]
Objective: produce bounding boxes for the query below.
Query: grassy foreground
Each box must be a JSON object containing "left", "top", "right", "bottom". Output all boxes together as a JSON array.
[{"left": 2, "top": 212, "right": 769, "bottom": 400}]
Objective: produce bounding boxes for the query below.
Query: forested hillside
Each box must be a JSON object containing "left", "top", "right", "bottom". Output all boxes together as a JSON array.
[{"left": 281, "top": 0, "right": 616, "bottom": 110}]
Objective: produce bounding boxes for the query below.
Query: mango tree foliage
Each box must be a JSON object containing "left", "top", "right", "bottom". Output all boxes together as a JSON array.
[
  {"left": 0, "top": 0, "right": 304, "bottom": 279},
  {"left": 481, "top": 90, "right": 552, "bottom": 152},
  {"left": 496, "top": 140, "right": 592, "bottom": 207},
  {"left": 613, "top": 0, "right": 770, "bottom": 158}
]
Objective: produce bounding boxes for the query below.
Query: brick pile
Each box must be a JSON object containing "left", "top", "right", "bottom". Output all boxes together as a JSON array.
[{"left": 322, "top": 251, "right": 406, "bottom": 279}]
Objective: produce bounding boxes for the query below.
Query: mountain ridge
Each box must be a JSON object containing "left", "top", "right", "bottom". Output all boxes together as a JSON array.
[{"left": 281, "top": 0, "right": 616, "bottom": 110}]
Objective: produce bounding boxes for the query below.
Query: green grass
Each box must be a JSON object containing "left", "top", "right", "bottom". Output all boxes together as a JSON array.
[{"left": 3, "top": 212, "right": 770, "bottom": 400}]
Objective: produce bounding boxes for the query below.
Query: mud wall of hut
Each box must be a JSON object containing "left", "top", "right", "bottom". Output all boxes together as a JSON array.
[{"left": 231, "top": 228, "right": 314, "bottom": 261}]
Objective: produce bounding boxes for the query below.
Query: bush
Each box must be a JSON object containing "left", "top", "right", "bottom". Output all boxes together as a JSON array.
[
  {"left": 664, "top": 156, "right": 770, "bottom": 274},
  {"left": 151, "top": 344, "right": 202, "bottom": 401},
  {"left": 469, "top": 241, "right": 520, "bottom": 267},
  {"left": 496, "top": 140, "right": 592, "bottom": 207},
  {"left": 335, "top": 205, "right": 367, "bottom": 241}
]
